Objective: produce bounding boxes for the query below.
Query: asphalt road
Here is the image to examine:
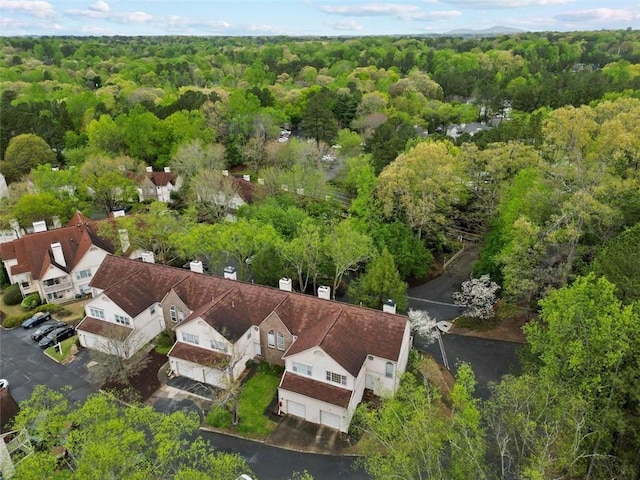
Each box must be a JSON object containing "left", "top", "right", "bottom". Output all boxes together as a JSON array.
[
  {"left": 199, "top": 430, "right": 368, "bottom": 480},
  {"left": 0, "top": 324, "right": 98, "bottom": 404}
]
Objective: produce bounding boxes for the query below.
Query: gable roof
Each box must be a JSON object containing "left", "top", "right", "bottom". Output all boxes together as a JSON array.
[
  {"left": 0, "top": 213, "right": 114, "bottom": 280},
  {"left": 90, "top": 255, "right": 409, "bottom": 371},
  {"left": 150, "top": 171, "right": 178, "bottom": 187},
  {"left": 280, "top": 372, "right": 351, "bottom": 408},
  {"left": 231, "top": 177, "right": 256, "bottom": 204}
]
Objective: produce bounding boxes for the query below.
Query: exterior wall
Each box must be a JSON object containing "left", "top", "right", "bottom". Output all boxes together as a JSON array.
[
  {"left": 160, "top": 290, "right": 191, "bottom": 329},
  {"left": 172, "top": 319, "right": 255, "bottom": 385},
  {"left": 259, "top": 312, "right": 292, "bottom": 366},
  {"left": 39, "top": 265, "right": 74, "bottom": 303},
  {"left": 284, "top": 348, "right": 354, "bottom": 390},
  {"left": 71, "top": 247, "right": 110, "bottom": 296},
  {"left": 277, "top": 388, "right": 350, "bottom": 433},
  {"left": 79, "top": 296, "right": 165, "bottom": 358}
]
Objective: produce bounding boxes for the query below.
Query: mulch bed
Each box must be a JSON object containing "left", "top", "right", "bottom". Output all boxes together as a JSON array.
[{"left": 101, "top": 350, "right": 167, "bottom": 402}]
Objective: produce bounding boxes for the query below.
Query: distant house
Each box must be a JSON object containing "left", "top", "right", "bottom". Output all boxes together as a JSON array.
[
  {"left": 0, "top": 212, "right": 114, "bottom": 303},
  {"left": 76, "top": 255, "right": 411, "bottom": 432},
  {"left": 446, "top": 122, "right": 491, "bottom": 140},
  {"left": 138, "top": 167, "right": 182, "bottom": 203}
]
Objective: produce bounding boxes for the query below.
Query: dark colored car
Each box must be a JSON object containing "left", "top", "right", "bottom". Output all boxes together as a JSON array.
[
  {"left": 31, "top": 321, "right": 66, "bottom": 341},
  {"left": 21, "top": 311, "right": 52, "bottom": 329},
  {"left": 38, "top": 326, "right": 75, "bottom": 349}
]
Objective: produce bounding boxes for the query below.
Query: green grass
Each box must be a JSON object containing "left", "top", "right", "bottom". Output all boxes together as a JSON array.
[
  {"left": 44, "top": 336, "right": 78, "bottom": 363},
  {"left": 235, "top": 363, "right": 283, "bottom": 437}
]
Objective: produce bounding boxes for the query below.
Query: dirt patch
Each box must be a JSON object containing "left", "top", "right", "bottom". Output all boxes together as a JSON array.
[
  {"left": 451, "top": 310, "right": 530, "bottom": 343},
  {"left": 101, "top": 350, "right": 167, "bottom": 402}
]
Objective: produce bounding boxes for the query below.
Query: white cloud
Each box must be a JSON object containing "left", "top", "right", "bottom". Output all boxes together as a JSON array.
[
  {"left": 555, "top": 8, "right": 640, "bottom": 23},
  {"left": 320, "top": 3, "right": 422, "bottom": 20},
  {"left": 427, "top": 9, "right": 462, "bottom": 19},
  {"left": 0, "top": 0, "right": 55, "bottom": 18},
  {"left": 325, "top": 19, "right": 365, "bottom": 31},
  {"left": 161, "top": 15, "right": 232, "bottom": 33},
  {"left": 90, "top": 1, "right": 110, "bottom": 13},
  {"left": 439, "top": 0, "right": 572, "bottom": 7}
]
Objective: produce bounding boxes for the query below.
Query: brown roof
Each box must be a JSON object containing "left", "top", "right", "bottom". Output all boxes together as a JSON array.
[
  {"left": 0, "top": 213, "right": 114, "bottom": 280},
  {"left": 90, "top": 256, "right": 409, "bottom": 374},
  {"left": 232, "top": 177, "right": 256, "bottom": 204},
  {"left": 150, "top": 172, "right": 177, "bottom": 187},
  {"left": 75, "top": 316, "right": 133, "bottom": 341},
  {"left": 280, "top": 372, "right": 352, "bottom": 408},
  {"left": 168, "top": 341, "right": 229, "bottom": 367}
]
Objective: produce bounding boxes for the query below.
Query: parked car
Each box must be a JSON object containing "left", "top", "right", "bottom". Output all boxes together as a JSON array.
[
  {"left": 21, "top": 311, "right": 52, "bottom": 329},
  {"left": 31, "top": 321, "right": 66, "bottom": 341},
  {"left": 0, "top": 379, "right": 8, "bottom": 390},
  {"left": 38, "top": 326, "right": 75, "bottom": 349}
]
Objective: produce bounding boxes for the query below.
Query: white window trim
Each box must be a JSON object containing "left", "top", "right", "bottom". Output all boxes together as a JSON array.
[
  {"left": 385, "top": 362, "right": 394, "bottom": 378},
  {"left": 182, "top": 332, "right": 199, "bottom": 345},
  {"left": 326, "top": 371, "right": 347, "bottom": 385},
  {"left": 268, "top": 330, "right": 275, "bottom": 348},
  {"left": 277, "top": 332, "right": 285, "bottom": 350},
  {"left": 292, "top": 362, "right": 312, "bottom": 376},
  {"left": 89, "top": 307, "right": 105, "bottom": 320}
]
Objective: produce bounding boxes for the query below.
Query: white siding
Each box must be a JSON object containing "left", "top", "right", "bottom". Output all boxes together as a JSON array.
[{"left": 284, "top": 348, "right": 353, "bottom": 389}]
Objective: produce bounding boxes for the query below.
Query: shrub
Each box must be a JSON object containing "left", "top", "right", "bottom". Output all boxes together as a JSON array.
[
  {"left": 155, "top": 329, "right": 176, "bottom": 354},
  {"left": 2, "top": 304, "right": 71, "bottom": 329},
  {"left": 3, "top": 284, "right": 23, "bottom": 306},
  {"left": 21, "top": 292, "right": 41, "bottom": 310},
  {"left": 206, "top": 405, "right": 232, "bottom": 429}
]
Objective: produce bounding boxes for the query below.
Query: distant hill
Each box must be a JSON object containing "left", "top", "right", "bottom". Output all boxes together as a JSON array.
[{"left": 446, "top": 26, "right": 525, "bottom": 36}]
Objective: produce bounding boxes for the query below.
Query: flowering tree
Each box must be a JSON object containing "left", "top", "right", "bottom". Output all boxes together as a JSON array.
[
  {"left": 452, "top": 274, "right": 500, "bottom": 320},
  {"left": 408, "top": 309, "right": 439, "bottom": 345}
]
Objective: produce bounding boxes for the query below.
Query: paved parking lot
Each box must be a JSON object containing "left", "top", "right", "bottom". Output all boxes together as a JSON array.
[{"left": 0, "top": 324, "right": 98, "bottom": 404}]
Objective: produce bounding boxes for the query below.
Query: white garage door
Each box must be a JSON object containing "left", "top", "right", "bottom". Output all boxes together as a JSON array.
[
  {"left": 287, "top": 400, "right": 306, "bottom": 419},
  {"left": 320, "top": 410, "right": 341, "bottom": 430},
  {"left": 203, "top": 368, "right": 223, "bottom": 387}
]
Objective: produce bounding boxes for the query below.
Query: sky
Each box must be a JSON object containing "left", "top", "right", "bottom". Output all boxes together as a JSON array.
[{"left": 0, "top": 0, "right": 638, "bottom": 37}]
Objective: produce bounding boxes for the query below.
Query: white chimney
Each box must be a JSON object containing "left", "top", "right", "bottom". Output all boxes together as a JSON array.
[
  {"left": 223, "top": 266, "right": 237, "bottom": 280},
  {"left": 190, "top": 260, "right": 204, "bottom": 274},
  {"left": 118, "top": 229, "right": 130, "bottom": 252},
  {"left": 146, "top": 166, "right": 153, "bottom": 173},
  {"left": 222, "top": 170, "right": 229, "bottom": 176},
  {"left": 164, "top": 166, "right": 171, "bottom": 173},
  {"left": 51, "top": 165, "right": 59, "bottom": 172},
  {"left": 52, "top": 215, "right": 62, "bottom": 229},
  {"left": 243, "top": 174, "right": 250, "bottom": 182},
  {"left": 257, "top": 178, "right": 265, "bottom": 185},
  {"left": 112, "top": 209, "right": 125, "bottom": 218},
  {"left": 141, "top": 251, "right": 155, "bottom": 263},
  {"left": 51, "top": 242, "right": 66, "bottom": 267},
  {"left": 317, "top": 285, "right": 331, "bottom": 300},
  {"left": 33, "top": 220, "right": 47, "bottom": 233},
  {"left": 383, "top": 299, "right": 397, "bottom": 314},
  {"left": 281, "top": 184, "right": 288, "bottom": 192},
  {"left": 296, "top": 188, "right": 304, "bottom": 196},
  {"left": 279, "top": 277, "right": 292, "bottom": 292}
]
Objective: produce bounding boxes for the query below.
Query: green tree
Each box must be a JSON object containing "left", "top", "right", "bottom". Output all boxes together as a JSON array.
[
  {"left": 524, "top": 274, "right": 640, "bottom": 478},
  {"left": 10, "top": 387, "right": 253, "bottom": 480},
  {"left": 364, "top": 116, "right": 416, "bottom": 175},
  {"left": 301, "top": 88, "right": 338, "bottom": 146},
  {"left": 592, "top": 223, "right": 640, "bottom": 302},
  {"left": 281, "top": 219, "right": 324, "bottom": 293},
  {"left": 324, "top": 219, "right": 374, "bottom": 299},
  {"left": 348, "top": 247, "right": 408, "bottom": 312},
  {"left": 1, "top": 133, "right": 56, "bottom": 184},
  {"left": 12, "top": 192, "right": 74, "bottom": 228},
  {"left": 79, "top": 154, "right": 141, "bottom": 214}
]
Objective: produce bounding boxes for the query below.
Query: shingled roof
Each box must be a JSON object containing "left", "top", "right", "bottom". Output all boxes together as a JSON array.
[
  {"left": 0, "top": 212, "right": 114, "bottom": 279},
  {"left": 90, "top": 255, "right": 409, "bottom": 374}
]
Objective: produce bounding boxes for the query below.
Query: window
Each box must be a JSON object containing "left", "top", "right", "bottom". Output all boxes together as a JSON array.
[
  {"left": 326, "top": 371, "right": 347, "bottom": 385},
  {"left": 21, "top": 281, "right": 30, "bottom": 288},
  {"left": 277, "top": 332, "right": 285, "bottom": 350},
  {"left": 89, "top": 307, "right": 105, "bottom": 319},
  {"left": 210, "top": 339, "right": 227, "bottom": 352},
  {"left": 292, "top": 362, "right": 312, "bottom": 376},
  {"left": 268, "top": 330, "right": 275, "bottom": 348},
  {"left": 170, "top": 306, "right": 184, "bottom": 323},
  {"left": 75, "top": 269, "right": 92, "bottom": 280},
  {"left": 182, "top": 332, "right": 199, "bottom": 345},
  {"left": 385, "top": 362, "right": 394, "bottom": 378},
  {"left": 47, "top": 291, "right": 64, "bottom": 301},
  {"left": 114, "top": 314, "right": 130, "bottom": 326},
  {"left": 43, "top": 277, "right": 62, "bottom": 286}
]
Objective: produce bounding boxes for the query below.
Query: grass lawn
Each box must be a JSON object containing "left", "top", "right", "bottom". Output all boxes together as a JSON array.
[
  {"left": 44, "top": 336, "right": 78, "bottom": 364},
  {"left": 235, "top": 363, "right": 283, "bottom": 438}
]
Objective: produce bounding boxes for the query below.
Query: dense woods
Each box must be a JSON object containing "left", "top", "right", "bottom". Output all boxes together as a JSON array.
[{"left": 2, "top": 30, "right": 640, "bottom": 479}]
